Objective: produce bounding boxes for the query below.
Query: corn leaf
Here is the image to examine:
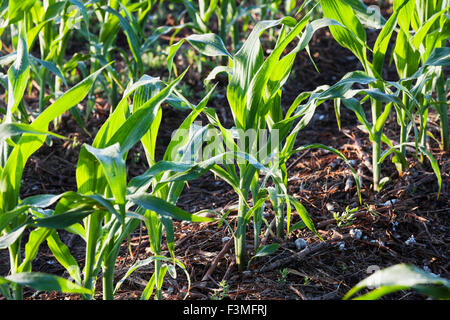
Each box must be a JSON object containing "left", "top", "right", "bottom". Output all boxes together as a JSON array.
[
  {"left": 0, "top": 272, "right": 91, "bottom": 295},
  {"left": 344, "top": 264, "right": 450, "bottom": 300},
  {"left": 129, "top": 193, "right": 215, "bottom": 223}
]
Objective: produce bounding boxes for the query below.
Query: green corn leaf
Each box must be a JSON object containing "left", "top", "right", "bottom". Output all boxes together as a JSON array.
[
  {"left": 33, "top": 65, "right": 106, "bottom": 128},
  {"left": 164, "top": 84, "right": 216, "bottom": 162},
  {"left": 394, "top": 28, "right": 420, "bottom": 78},
  {"left": 102, "top": 6, "right": 143, "bottom": 73},
  {"left": 247, "top": 243, "right": 280, "bottom": 268},
  {"left": 228, "top": 17, "right": 296, "bottom": 130},
  {"left": 412, "top": 7, "right": 448, "bottom": 50},
  {"left": 320, "top": 0, "right": 367, "bottom": 65},
  {"left": 107, "top": 69, "right": 187, "bottom": 153},
  {"left": 0, "top": 224, "right": 27, "bottom": 249},
  {"left": 0, "top": 272, "right": 91, "bottom": 295},
  {"left": 343, "top": 0, "right": 386, "bottom": 29},
  {"left": 47, "top": 230, "right": 82, "bottom": 285},
  {"left": 288, "top": 196, "right": 322, "bottom": 240},
  {"left": 129, "top": 193, "right": 216, "bottom": 223},
  {"left": 186, "top": 33, "right": 232, "bottom": 57},
  {"left": 84, "top": 143, "right": 127, "bottom": 208},
  {"left": 29, "top": 56, "right": 67, "bottom": 87},
  {"left": 419, "top": 146, "right": 442, "bottom": 198},
  {"left": 133, "top": 78, "right": 162, "bottom": 166},
  {"left": 33, "top": 207, "right": 95, "bottom": 229},
  {"left": 394, "top": 0, "right": 415, "bottom": 33},
  {"left": 6, "top": 23, "right": 29, "bottom": 122},
  {"left": 0, "top": 209, "right": 26, "bottom": 233},
  {"left": 94, "top": 75, "right": 162, "bottom": 149},
  {"left": 374, "top": 103, "right": 393, "bottom": 133},
  {"left": 0, "top": 123, "right": 67, "bottom": 141},
  {"left": 372, "top": 4, "right": 402, "bottom": 74},
  {"left": 19, "top": 227, "right": 51, "bottom": 272},
  {"left": 127, "top": 160, "right": 207, "bottom": 195},
  {"left": 114, "top": 255, "right": 167, "bottom": 294},
  {"left": 141, "top": 273, "right": 156, "bottom": 300},
  {"left": 423, "top": 47, "right": 450, "bottom": 67},
  {"left": 344, "top": 264, "right": 450, "bottom": 300},
  {"left": 7, "top": 0, "right": 35, "bottom": 24},
  {"left": 341, "top": 98, "right": 374, "bottom": 139},
  {"left": 167, "top": 33, "right": 231, "bottom": 78}
]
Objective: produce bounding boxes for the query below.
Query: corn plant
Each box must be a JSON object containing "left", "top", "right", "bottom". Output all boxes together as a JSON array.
[
  {"left": 181, "top": 0, "right": 261, "bottom": 52},
  {"left": 29, "top": 70, "right": 222, "bottom": 300},
  {"left": 168, "top": 6, "right": 364, "bottom": 271},
  {"left": 0, "top": 51, "right": 105, "bottom": 299}
]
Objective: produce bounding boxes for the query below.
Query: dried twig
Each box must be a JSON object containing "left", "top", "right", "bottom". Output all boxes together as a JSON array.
[{"left": 200, "top": 238, "right": 233, "bottom": 284}]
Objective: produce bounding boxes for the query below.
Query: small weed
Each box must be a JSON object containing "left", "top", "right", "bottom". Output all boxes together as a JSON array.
[
  {"left": 210, "top": 280, "right": 230, "bottom": 300},
  {"left": 333, "top": 206, "right": 357, "bottom": 228},
  {"left": 277, "top": 268, "right": 289, "bottom": 284}
]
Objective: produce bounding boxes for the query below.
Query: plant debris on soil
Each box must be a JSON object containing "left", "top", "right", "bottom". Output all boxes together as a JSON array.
[{"left": 2, "top": 9, "right": 449, "bottom": 302}]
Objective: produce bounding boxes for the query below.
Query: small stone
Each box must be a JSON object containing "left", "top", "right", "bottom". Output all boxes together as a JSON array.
[
  {"left": 338, "top": 242, "right": 346, "bottom": 251},
  {"left": 349, "top": 228, "right": 362, "bottom": 240},
  {"left": 242, "top": 270, "right": 252, "bottom": 278},
  {"left": 295, "top": 238, "right": 308, "bottom": 250},
  {"left": 405, "top": 235, "right": 416, "bottom": 246},
  {"left": 221, "top": 236, "right": 231, "bottom": 243},
  {"left": 344, "top": 176, "right": 353, "bottom": 191},
  {"left": 325, "top": 203, "right": 335, "bottom": 212},
  {"left": 391, "top": 221, "right": 399, "bottom": 231},
  {"left": 370, "top": 239, "right": 385, "bottom": 247},
  {"left": 329, "top": 159, "right": 341, "bottom": 169},
  {"left": 381, "top": 199, "right": 399, "bottom": 207}
]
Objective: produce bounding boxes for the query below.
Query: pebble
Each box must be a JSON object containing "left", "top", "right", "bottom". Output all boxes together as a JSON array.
[
  {"left": 391, "top": 221, "right": 399, "bottom": 231},
  {"left": 330, "top": 159, "right": 341, "bottom": 169},
  {"left": 370, "top": 239, "right": 385, "bottom": 246},
  {"left": 338, "top": 242, "right": 346, "bottom": 251},
  {"left": 221, "top": 236, "right": 231, "bottom": 243},
  {"left": 405, "top": 235, "right": 416, "bottom": 246},
  {"left": 344, "top": 176, "right": 354, "bottom": 191},
  {"left": 349, "top": 228, "right": 362, "bottom": 240},
  {"left": 295, "top": 238, "right": 308, "bottom": 250},
  {"left": 381, "top": 199, "right": 399, "bottom": 207},
  {"left": 325, "top": 203, "right": 335, "bottom": 212}
]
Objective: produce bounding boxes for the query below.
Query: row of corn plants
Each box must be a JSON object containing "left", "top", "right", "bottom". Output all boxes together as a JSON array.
[
  {"left": 318, "top": 0, "right": 448, "bottom": 192},
  {"left": 0, "top": 0, "right": 448, "bottom": 299}
]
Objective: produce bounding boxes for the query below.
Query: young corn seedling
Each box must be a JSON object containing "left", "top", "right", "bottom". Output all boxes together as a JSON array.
[
  {"left": 0, "top": 51, "right": 105, "bottom": 299},
  {"left": 391, "top": 0, "right": 450, "bottom": 153},
  {"left": 0, "top": 1, "right": 91, "bottom": 132},
  {"left": 168, "top": 7, "right": 362, "bottom": 271},
  {"left": 37, "top": 70, "right": 217, "bottom": 300},
  {"left": 88, "top": 1, "right": 176, "bottom": 110},
  {"left": 319, "top": 0, "right": 446, "bottom": 193}
]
